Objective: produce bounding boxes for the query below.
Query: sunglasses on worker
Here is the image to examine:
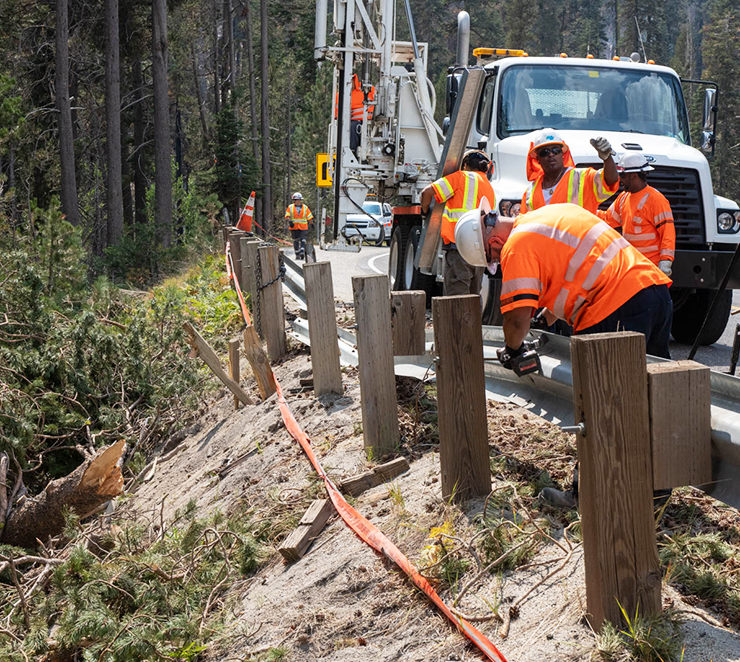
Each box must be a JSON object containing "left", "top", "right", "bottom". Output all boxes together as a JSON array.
[{"left": 537, "top": 146, "right": 563, "bottom": 158}]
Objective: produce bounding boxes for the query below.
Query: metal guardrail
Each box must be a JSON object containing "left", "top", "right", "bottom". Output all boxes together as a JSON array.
[{"left": 282, "top": 255, "right": 740, "bottom": 510}]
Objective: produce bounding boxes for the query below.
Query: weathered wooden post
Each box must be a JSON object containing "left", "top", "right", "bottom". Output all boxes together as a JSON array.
[
  {"left": 228, "top": 338, "right": 240, "bottom": 410},
  {"left": 647, "top": 360, "right": 711, "bottom": 490},
  {"left": 304, "top": 262, "right": 343, "bottom": 396},
  {"left": 570, "top": 332, "right": 661, "bottom": 630},
  {"left": 258, "top": 245, "right": 287, "bottom": 361},
  {"left": 228, "top": 229, "right": 245, "bottom": 273},
  {"left": 242, "top": 326, "right": 277, "bottom": 399},
  {"left": 432, "top": 294, "right": 491, "bottom": 502},
  {"left": 352, "top": 274, "right": 399, "bottom": 458},
  {"left": 242, "top": 240, "right": 262, "bottom": 315},
  {"left": 391, "top": 290, "right": 426, "bottom": 356}
]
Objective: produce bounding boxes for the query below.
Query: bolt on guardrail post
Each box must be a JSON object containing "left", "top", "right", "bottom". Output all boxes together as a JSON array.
[
  {"left": 432, "top": 294, "right": 491, "bottom": 502},
  {"left": 391, "top": 290, "right": 426, "bottom": 356},
  {"left": 304, "top": 262, "right": 343, "bottom": 396},
  {"left": 352, "top": 275, "right": 399, "bottom": 458},
  {"left": 570, "top": 331, "right": 660, "bottom": 631},
  {"left": 258, "top": 245, "right": 287, "bottom": 361}
]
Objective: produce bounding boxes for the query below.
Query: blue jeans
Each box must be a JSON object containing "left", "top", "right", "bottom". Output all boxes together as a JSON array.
[{"left": 576, "top": 284, "right": 673, "bottom": 358}]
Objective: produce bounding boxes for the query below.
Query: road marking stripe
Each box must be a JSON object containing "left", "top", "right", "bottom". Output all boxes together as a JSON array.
[{"left": 368, "top": 251, "right": 390, "bottom": 275}]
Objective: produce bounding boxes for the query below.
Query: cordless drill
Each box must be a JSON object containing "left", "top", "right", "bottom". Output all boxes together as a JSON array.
[{"left": 495, "top": 335, "right": 548, "bottom": 377}]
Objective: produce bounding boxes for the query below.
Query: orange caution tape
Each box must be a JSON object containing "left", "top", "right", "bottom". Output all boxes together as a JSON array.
[
  {"left": 225, "top": 241, "right": 253, "bottom": 326},
  {"left": 251, "top": 219, "right": 293, "bottom": 246},
  {"left": 223, "top": 244, "right": 509, "bottom": 662}
]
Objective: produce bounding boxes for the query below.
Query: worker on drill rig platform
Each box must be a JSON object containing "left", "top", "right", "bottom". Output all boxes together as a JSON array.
[
  {"left": 420, "top": 149, "right": 496, "bottom": 296},
  {"left": 597, "top": 152, "right": 675, "bottom": 277},
  {"left": 453, "top": 202, "right": 673, "bottom": 359},
  {"left": 521, "top": 128, "right": 619, "bottom": 214}
]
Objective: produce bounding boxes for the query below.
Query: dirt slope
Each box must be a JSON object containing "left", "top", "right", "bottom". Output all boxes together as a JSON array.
[{"left": 127, "top": 342, "right": 740, "bottom": 662}]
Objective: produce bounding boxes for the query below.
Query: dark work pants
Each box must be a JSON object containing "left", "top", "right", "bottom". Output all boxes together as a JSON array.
[
  {"left": 443, "top": 248, "right": 484, "bottom": 296},
  {"left": 291, "top": 229, "right": 308, "bottom": 259},
  {"left": 577, "top": 284, "right": 673, "bottom": 358},
  {"left": 350, "top": 120, "right": 362, "bottom": 154}
]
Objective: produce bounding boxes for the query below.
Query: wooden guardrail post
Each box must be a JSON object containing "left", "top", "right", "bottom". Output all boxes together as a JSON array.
[
  {"left": 258, "top": 245, "right": 287, "bottom": 361},
  {"left": 647, "top": 360, "right": 711, "bottom": 490},
  {"left": 570, "top": 332, "right": 660, "bottom": 630},
  {"left": 352, "top": 275, "right": 399, "bottom": 458},
  {"left": 391, "top": 290, "right": 426, "bottom": 356},
  {"left": 242, "top": 240, "right": 261, "bottom": 314},
  {"left": 304, "top": 262, "right": 343, "bottom": 396},
  {"left": 432, "top": 295, "right": 491, "bottom": 502},
  {"left": 228, "top": 338, "right": 240, "bottom": 410},
  {"left": 228, "top": 229, "right": 245, "bottom": 272}
]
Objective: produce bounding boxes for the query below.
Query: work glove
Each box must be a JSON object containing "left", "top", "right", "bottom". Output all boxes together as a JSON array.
[
  {"left": 590, "top": 137, "right": 615, "bottom": 161},
  {"left": 496, "top": 344, "right": 524, "bottom": 371},
  {"left": 658, "top": 260, "right": 673, "bottom": 277}
]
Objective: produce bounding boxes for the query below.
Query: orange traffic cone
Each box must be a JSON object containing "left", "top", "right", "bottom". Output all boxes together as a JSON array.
[{"left": 236, "top": 191, "right": 255, "bottom": 232}]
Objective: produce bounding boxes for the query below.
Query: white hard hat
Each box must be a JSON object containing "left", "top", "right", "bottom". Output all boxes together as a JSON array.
[
  {"left": 454, "top": 197, "right": 492, "bottom": 268},
  {"left": 292, "top": 192, "right": 303, "bottom": 200},
  {"left": 528, "top": 128, "right": 567, "bottom": 157},
  {"left": 616, "top": 152, "right": 654, "bottom": 173}
]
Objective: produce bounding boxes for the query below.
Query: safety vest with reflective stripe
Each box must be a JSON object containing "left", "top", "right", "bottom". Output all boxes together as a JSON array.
[
  {"left": 597, "top": 185, "right": 675, "bottom": 265},
  {"left": 285, "top": 203, "right": 314, "bottom": 230},
  {"left": 431, "top": 170, "right": 496, "bottom": 245},
  {"left": 521, "top": 167, "right": 618, "bottom": 215},
  {"left": 499, "top": 203, "right": 671, "bottom": 331}
]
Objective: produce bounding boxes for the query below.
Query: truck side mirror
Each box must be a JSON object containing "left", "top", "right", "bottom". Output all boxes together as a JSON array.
[
  {"left": 446, "top": 72, "right": 459, "bottom": 116},
  {"left": 701, "top": 87, "right": 717, "bottom": 157}
]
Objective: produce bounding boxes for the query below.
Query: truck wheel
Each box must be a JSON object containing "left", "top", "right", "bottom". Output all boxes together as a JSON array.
[
  {"left": 403, "top": 226, "right": 436, "bottom": 298},
  {"left": 389, "top": 225, "right": 411, "bottom": 290},
  {"left": 671, "top": 288, "right": 732, "bottom": 346},
  {"left": 481, "top": 275, "right": 504, "bottom": 325}
]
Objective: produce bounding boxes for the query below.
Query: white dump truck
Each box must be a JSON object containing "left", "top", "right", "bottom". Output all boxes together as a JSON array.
[{"left": 318, "top": 2, "right": 740, "bottom": 344}]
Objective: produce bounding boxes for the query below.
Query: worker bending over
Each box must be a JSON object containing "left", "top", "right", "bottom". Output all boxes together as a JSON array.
[
  {"left": 285, "top": 192, "right": 314, "bottom": 260},
  {"left": 521, "top": 128, "right": 619, "bottom": 214},
  {"left": 598, "top": 152, "right": 675, "bottom": 277},
  {"left": 420, "top": 150, "right": 496, "bottom": 296},
  {"left": 454, "top": 203, "right": 673, "bottom": 358}
]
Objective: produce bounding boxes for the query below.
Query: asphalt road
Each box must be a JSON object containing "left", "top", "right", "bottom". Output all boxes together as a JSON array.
[{"left": 296, "top": 244, "right": 740, "bottom": 373}]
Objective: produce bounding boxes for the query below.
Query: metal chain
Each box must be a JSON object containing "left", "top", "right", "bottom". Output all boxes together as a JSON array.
[{"left": 254, "top": 243, "right": 285, "bottom": 337}]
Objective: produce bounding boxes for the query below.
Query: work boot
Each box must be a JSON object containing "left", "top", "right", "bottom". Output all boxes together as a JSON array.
[{"left": 539, "top": 487, "right": 577, "bottom": 509}]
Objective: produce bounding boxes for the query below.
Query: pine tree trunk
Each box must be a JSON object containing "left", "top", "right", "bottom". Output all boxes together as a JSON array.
[
  {"left": 1, "top": 442, "right": 126, "bottom": 549},
  {"left": 213, "top": 0, "right": 221, "bottom": 115},
  {"left": 260, "top": 0, "right": 272, "bottom": 231},
  {"left": 192, "top": 40, "right": 210, "bottom": 143},
  {"left": 244, "top": 0, "right": 262, "bottom": 227},
  {"left": 152, "top": 0, "right": 173, "bottom": 247},
  {"left": 106, "top": 0, "right": 124, "bottom": 246},
  {"left": 55, "top": 0, "right": 80, "bottom": 226},
  {"left": 225, "top": 0, "right": 236, "bottom": 101},
  {"left": 132, "top": 57, "right": 147, "bottom": 227}
]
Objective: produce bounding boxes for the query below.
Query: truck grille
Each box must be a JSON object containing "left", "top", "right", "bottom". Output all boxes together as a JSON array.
[{"left": 579, "top": 163, "right": 705, "bottom": 247}]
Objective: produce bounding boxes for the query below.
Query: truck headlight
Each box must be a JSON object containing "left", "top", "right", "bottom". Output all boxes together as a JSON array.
[
  {"left": 717, "top": 210, "right": 740, "bottom": 233},
  {"left": 499, "top": 200, "right": 522, "bottom": 217}
]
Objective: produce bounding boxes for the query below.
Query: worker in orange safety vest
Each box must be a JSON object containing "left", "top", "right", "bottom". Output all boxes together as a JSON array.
[
  {"left": 420, "top": 149, "right": 496, "bottom": 296},
  {"left": 597, "top": 152, "right": 675, "bottom": 276},
  {"left": 285, "top": 192, "right": 314, "bottom": 260},
  {"left": 454, "top": 202, "right": 673, "bottom": 358},
  {"left": 334, "top": 73, "right": 376, "bottom": 155},
  {"left": 520, "top": 128, "right": 619, "bottom": 215}
]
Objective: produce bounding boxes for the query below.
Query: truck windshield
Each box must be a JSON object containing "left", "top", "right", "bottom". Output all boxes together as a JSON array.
[
  {"left": 497, "top": 64, "right": 690, "bottom": 144},
  {"left": 362, "top": 202, "right": 382, "bottom": 215}
]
